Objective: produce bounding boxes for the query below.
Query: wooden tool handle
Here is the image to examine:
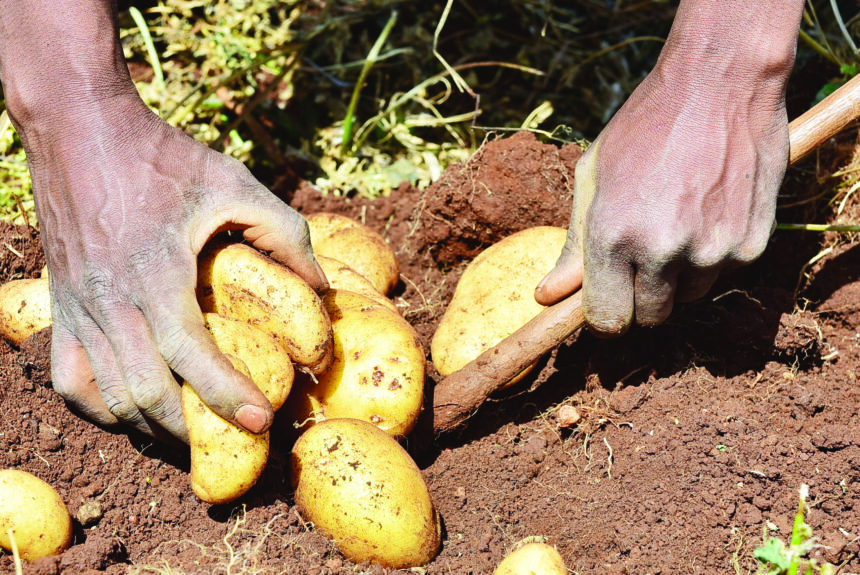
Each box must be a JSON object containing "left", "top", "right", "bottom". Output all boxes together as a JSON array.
[
  {"left": 431, "top": 72, "right": 860, "bottom": 435},
  {"left": 789, "top": 72, "right": 860, "bottom": 164}
]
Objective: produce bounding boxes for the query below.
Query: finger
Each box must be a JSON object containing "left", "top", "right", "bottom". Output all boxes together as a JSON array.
[
  {"left": 581, "top": 249, "right": 635, "bottom": 337},
  {"left": 50, "top": 322, "right": 118, "bottom": 427},
  {"left": 633, "top": 266, "right": 679, "bottom": 327},
  {"left": 95, "top": 303, "right": 190, "bottom": 443},
  {"left": 534, "top": 234, "right": 582, "bottom": 305},
  {"left": 53, "top": 319, "right": 162, "bottom": 438},
  {"left": 142, "top": 285, "right": 274, "bottom": 435},
  {"left": 674, "top": 267, "right": 720, "bottom": 303},
  {"left": 192, "top": 173, "right": 328, "bottom": 293}
]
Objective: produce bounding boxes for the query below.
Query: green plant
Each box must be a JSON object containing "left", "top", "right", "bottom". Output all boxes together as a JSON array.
[{"left": 754, "top": 485, "right": 835, "bottom": 575}]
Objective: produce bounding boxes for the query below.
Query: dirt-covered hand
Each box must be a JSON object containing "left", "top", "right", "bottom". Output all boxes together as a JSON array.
[
  {"left": 535, "top": 0, "right": 804, "bottom": 336},
  {"left": 22, "top": 96, "right": 325, "bottom": 442}
]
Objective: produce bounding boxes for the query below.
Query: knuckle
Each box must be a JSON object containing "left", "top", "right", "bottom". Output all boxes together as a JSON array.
[{"left": 157, "top": 325, "right": 199, "bottom": 371}]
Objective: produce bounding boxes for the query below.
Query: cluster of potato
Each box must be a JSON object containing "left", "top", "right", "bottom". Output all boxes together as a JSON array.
[{"left": 0, "top": 217, "right": 571, "bottom": 570}]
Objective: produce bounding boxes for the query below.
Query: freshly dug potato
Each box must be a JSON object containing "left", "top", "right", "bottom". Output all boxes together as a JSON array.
[
  {"left": 307, "top": 212, "right": 400, "bottom": 295},
  {"left": 198, "top": 241, "right": 333, "bottom": 374},
  {"left": 0, "top": 277, "right": 51, "bottom": 345},
  {"left": 431, "top": 226, "right": 567, "bottom": 386},
  {"left": 286, "top": 290, "right": 424, "bottom": 437},
  {"left": 291, "top": 418, "right": 441, "bottom": 568},
  {"left": 183, "top": 313, "right": 294, "bottom": 504},
  {"left": 315, "top": 255, "right": 398, "bottom": 313},
  {"left": 0, "top": 469, "right": 72, "bottom": 560},
  {"left": 494, "top": 542, "right": 567, "bottom": 575}
]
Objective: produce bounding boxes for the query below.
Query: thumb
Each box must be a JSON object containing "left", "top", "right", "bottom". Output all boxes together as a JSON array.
[{"left": 535, "top": 141, "right": 600, "bottom": 305}]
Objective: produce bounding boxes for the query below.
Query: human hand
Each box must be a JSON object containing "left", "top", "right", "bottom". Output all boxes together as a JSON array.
[
  {"left": 535, "top": 0, "right": 803, "bottom": 335},
  {"left": 26, "top": 96, "right": 326, "bottom": 442}
]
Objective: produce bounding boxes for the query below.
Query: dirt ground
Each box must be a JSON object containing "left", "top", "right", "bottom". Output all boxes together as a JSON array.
[{"left": 2, "top": 131, "right": 860, "bottom": 574}]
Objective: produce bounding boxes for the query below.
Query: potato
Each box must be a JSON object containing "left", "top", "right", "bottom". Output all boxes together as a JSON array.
[
  {"left": 291, "top": 418, "right": 441, "bottom": 568},
  {"left": 494, "top": 542, "right": 567, "bottom": 575},
  {"left": 198, "top": 241, "right": 333, "bottom": 374},
  {"left": 307, "top": 212, "right": 400, "bottom": 295},
  {"left": 431, "top": 226, "right": 567, "bottom": 387},
  {"left": 0, "top": 277, "right": 51, "bottom": 345},
  {"left": 183, "top": 313, "right": 294, "bottom": 504},
  {"left": 286, "top": 290, "right": 424, "bottom": 437},
  {"left": 0, "top": 469, "right": 72, "bottom": 560},
  {"left": 316, "top": 255, "right": 398, "bottom": 313}
]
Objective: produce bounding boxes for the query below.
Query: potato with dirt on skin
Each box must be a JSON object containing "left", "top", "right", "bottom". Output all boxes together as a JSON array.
[
  {"left": 0, "top": 276, "right": 51, "bottom": 345},
  {"left": 197, "top": 240, "right": 333, "bottom": 374},
  {"left": 315, "top": 255, "right": 398, "bottom": 313},
  {"left": 431, "top": 226, "right": 567, "bottom": 387},
  {"left": 285, "top": 289, "right": 424, "bottom": 437},
  {"left": 0, "top": 469, "right": 73, "bottom": 561},
  {"left": 291, "top": 418, "right": 441, "bottom": 568},
  {"left": 183, "top": 313, "right": 294, "bottom": 504},
  {"left": 494, "top": 541, "right": 567, "bottom": 575},
  {"left": 306, "top": 212, "right": 400, "bottom": 296}
]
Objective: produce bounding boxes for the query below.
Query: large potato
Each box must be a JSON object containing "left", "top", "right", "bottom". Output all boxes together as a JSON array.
[
  {"left": 286, "top": 290, "right": 424, "bottom": 437},
  {"left": 315, "top": 255, "right": 398, "bottom": 313},
  {"left": 198, "top": 241, "right": 333, "bottom": 374},
  {"left": 183, "top": 313, "right": 294, "bottom": 504},
  {"left": 494, "top": 542, "right": 567, "bottom": 575},
  {"left": 291, "top": 418, "right": 441, "bottom": 568},
  {"left": 307, "top": 213, "right": 400, "bottom": 295},
  {"left": 0, "top": 277, "right": 51, "bottom": 345},
  {"left": 0, "top": 469, "right": 73, "bottom": 560},
  {"left": 431, "top": 226, "right": 567, "bottom": 386}
]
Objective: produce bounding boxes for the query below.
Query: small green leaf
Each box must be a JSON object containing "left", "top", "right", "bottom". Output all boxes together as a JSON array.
[{"left": 754, "top": 537, "right": 792, "bottom": 569}]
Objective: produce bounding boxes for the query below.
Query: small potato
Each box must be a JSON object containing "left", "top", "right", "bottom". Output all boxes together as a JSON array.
[
  {"left": 307, "top": 212, "right": 400, "bottom": 295},
  {"left": 198, "top": 241, "right": 333, "bottom": 374},
  {"left": 494, "top": 542, "right": 567, "bottom": 575},
  {"left": 0, "top": 277, "right": 51, "bottom": 345},
  {"left": 286, "top": 290, "right": 424, "bottom": 437},
  {"left": 291, "top": 418, "right": 441, "bottom": 568},
  {"left": 315, "top": 255, "right": 398, "bottom": 313},
  {"left": 183, "top": 313, "right": 294, "bottom": 504},
  {"left": 431, "top": 226, "right": 567, "bottom": 387},
  {"left": 0, "top": 469, "right": 72, "bottom": 560}
]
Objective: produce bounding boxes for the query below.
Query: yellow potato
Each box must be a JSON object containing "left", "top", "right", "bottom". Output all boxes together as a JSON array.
[
  {"left": 315, "top": 255, "right": 398, "bottom": 314},
  {"left": 0, "top": 277, "right": 51, "bottom": 345},
  {"left": 431, "top": 226, "right": 567, "bottom": 387},
  {"left": 307, "top": 212, "right": 400, "bottom": 295},
  {"left": 291, "top": 418, "right": 441, "bottom": 568},
  {"left": 0, "top": 469, "right": 72, "bottom": 560},
  {"left": 198, "top": 241, "right": 333, "bottom": 374},
  {"left": 183, "top": 313, "right": 294, "bottom": 504},
  {"left": 286, "top": 290, "right": 425, "bottom": 437},
  {"left": 494, "top": 542, "right": 567, "bottom": 575}
]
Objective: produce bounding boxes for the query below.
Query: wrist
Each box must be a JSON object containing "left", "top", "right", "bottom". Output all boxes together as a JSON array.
[
  {"left": 654, "top": 0, "right": 804, "bottom": 103},
  {"left": 0, "top": 0, "right": 138, "bottom": 140}
]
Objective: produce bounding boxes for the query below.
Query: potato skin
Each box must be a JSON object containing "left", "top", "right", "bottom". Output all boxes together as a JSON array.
[
  {"left": 315, "top": 255, "right": 398, "bottom": 314},
  {"left": 431, "top": 226, "right": 567, "bottom": 385},
  {"left": 291, "top": 418, "right": 441, "bottom": 568},
  {"left": 287, "top": 290, "right": 425, "bottom": 437},
  {"left": 197, "top": 241, "right": 333, "bottom": 374},
  {"left": 0, "top": 469, "right": 72, "bottom": 560},
  {"left": 494, "top": 542, "right": 567, "bottom": 575},
  {"left": 307, "top": 212, "right": 400, "bottom": 295},
  {"left": 183, "top": 313, "right": 294, "bottom": 504},
  {"left": 0, "top": 277, "right": 51, "bottom": 345}
]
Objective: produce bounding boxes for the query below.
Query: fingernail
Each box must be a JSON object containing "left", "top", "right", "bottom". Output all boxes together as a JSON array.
[{"left": 235, "top": 404, "right": 270, "bottom": 434}]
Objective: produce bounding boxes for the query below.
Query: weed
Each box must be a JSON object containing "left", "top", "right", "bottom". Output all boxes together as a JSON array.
[{"left": 753, "top": 485, "right": 835, "bottom": 575}]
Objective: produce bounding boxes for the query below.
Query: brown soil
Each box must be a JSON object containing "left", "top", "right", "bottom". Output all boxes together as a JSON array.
[{"left": 2, "top": 131, "right": 860, "bottom": 574}]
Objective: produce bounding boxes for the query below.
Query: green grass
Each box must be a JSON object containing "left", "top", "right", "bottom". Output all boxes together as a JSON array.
[{"left": 1, "top": 0, "right": 859, "bottom": 224}]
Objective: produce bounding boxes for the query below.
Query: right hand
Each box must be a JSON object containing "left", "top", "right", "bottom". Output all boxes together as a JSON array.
[
  {"left": 18, "top": 94, "right": 327, "bottom": 443},
  {"left": 535, "top": 0, "right": 803, "bottom": 335}
]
